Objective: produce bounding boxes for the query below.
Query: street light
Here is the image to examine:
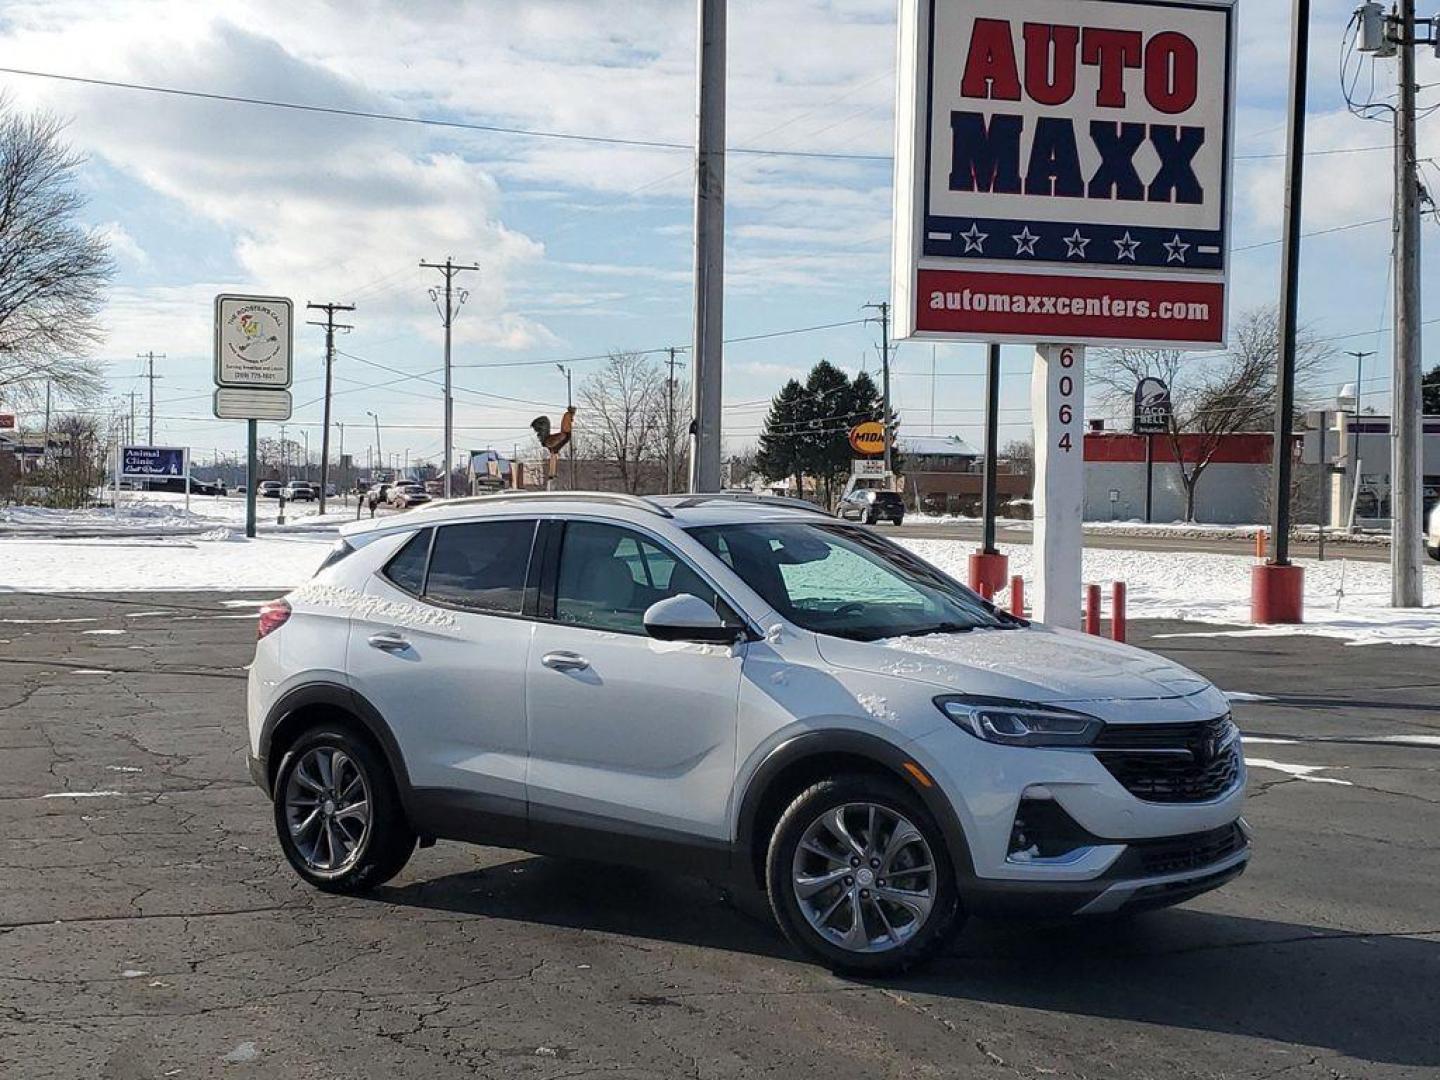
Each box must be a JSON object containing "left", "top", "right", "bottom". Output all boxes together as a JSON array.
[{"left": 366, "top": 411, "right": 382, "bottom": 479}]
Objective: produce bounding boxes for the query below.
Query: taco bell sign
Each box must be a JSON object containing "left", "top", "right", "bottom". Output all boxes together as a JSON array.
[{"left": 892, "top": 0, "right": 1234, "bottom": 348}]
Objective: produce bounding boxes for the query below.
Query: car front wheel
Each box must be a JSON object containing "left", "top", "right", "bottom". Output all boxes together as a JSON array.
[
  {"left": 272, "top": 725, "right": 415, "bottom": 893},
  {"left": 766, "top": 774, "right": 961, "bottom": 974}
]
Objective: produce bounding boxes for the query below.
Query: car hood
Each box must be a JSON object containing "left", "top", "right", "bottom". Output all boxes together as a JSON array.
[{"left": 816, "top": 623, "right": 1219, "bottom": 707}]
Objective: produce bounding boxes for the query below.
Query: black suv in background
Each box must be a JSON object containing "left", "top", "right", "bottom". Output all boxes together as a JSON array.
[{"left": 839, "top": 488, "right": 905, "bottom": 525}]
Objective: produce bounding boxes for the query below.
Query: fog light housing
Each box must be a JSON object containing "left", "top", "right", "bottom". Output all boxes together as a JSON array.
[{"left": 1007, "top": 795, "right": 1101, "bottom": 861}]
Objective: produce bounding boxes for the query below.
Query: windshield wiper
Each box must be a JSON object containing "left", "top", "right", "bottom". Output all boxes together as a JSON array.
[{"left": 901, "top": 621, "right": 977, "bottom": 638}]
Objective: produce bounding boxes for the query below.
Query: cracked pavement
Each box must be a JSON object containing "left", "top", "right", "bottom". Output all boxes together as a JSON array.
[{"left": 0, "top": 592, "right": 1437, "bottom": 1078}]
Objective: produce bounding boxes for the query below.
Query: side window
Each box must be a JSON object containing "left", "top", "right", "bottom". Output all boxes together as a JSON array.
[
  {"left": 555, "top": 521, "right": 717, "bottom": 634},
  {"left": 381, "top": 529, "right": 432, "bottom": 595},
  {"left": 424, "top": 520, "right": 536, "bottom": 614}
]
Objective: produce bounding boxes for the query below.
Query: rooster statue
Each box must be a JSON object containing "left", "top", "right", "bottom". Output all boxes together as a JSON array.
[{"left": 531, "top": 406, "right": 576, "bottom": 482}]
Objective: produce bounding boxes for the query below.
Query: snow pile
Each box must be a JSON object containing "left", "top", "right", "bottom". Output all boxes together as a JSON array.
[
  {"left": 0, "top": 491, "right": 356, "bottom": 535},
  {"left": 899, "top": 539, "right": 1440, "bottom": 649}
]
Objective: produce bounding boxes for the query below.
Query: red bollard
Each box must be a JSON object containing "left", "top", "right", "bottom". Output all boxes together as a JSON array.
[
  {"left": 1008, "top": 575, "right": 1025, "bottom": 619},
  {"left": 1111, "top": 581, "right": 1127, "bottom": 643},
  {"left": 1084, "top": 584, "right": 1101, "bottom": 636}
]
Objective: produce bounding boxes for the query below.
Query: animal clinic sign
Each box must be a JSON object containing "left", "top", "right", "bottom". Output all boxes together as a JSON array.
[{"left": 892, "top": 0, "right": 1234, "bottom": 348}]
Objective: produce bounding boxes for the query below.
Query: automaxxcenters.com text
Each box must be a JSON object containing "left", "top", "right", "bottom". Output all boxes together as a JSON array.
[{"left": 929, "top": 289, "right": 1210, "bottom": 323}]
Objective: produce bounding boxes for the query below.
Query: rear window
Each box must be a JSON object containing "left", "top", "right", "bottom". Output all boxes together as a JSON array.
[
  {"left": 382, "top": 529, "right": 432, "bottom": 595},
  {"left": 425, "top": 520, "right": 536, "bottom": 614},
  {"left": 873, "top": 492, "right": 903, "bottom": 506}
]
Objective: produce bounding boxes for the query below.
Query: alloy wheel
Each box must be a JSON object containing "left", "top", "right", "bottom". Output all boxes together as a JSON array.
[
  {"left": 791, "top": 802, "right": 937, "bottom": 954},
  {"left": 283, "top": 746, "right": 372, "bottom": 875}
]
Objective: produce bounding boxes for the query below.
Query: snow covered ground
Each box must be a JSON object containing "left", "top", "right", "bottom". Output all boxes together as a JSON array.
[
  {"left": 0, "top": 500, "right": 1436, "bottom": 648},
  {"left": 904, "top": 539, "right": 1440, "bottom": 649},
  {"left": 0, "top": 491, "right": 356, "bottom": 535}
]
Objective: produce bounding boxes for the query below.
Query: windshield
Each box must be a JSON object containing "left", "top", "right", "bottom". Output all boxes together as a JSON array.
[{"left": 688, "top": 521, "right": 1010, "bottom": 641}]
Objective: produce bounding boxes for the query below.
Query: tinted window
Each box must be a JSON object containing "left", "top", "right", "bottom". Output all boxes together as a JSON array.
[
  {"left": 382, "top": 529, "right": 432, "bottom": 594},
  {"left": 555, "top": 521, "right": 717, "bottom": 634},
  {"left": 425, "top": 520, "right": 536, "bottom": 613},
  {"left": 688, "top": 522, "right": 1006, "bottom": 642}
]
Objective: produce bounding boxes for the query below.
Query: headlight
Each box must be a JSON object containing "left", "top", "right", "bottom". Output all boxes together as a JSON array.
[{"left": 935, "top": 695, "right": 1102, "bottom": 748}]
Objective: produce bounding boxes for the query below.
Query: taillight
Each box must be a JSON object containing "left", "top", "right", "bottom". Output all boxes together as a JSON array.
[{"left": 258, "top": 599, "right": 292, "bottom": 639}]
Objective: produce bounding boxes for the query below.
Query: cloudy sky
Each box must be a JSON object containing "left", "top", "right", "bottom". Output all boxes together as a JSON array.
[{"left": 0, "top": 0, "right": 1434, "bottom": 468}]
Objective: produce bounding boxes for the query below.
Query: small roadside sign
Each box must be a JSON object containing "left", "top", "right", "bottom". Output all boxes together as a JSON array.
[
  {"left": 214, "top": 387, "right": 293, "bottom": 421},
  {"left": 214, "top": 295, "right": 294, "bottom": 389},
  {"left": 120, "top": 445, "right": 186, "bottom": 478}
]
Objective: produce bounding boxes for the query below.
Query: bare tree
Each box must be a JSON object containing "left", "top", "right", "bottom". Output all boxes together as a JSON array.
[
  {"left": 576, "top": 351, "right": 666, "bottom": 493},
  {"left": 1091, "top": 306, "right": 1330, "bottom": 522},
  {"left": 1001, "top": 437, "right": 1033, "bottom": 474},
  {"left": 0, "top": 103, "right": 113, "bottom": 413}
]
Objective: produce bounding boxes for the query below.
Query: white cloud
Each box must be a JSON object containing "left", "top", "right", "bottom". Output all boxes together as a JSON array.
[{"left": 89, "top": 221, "right": 147, "bottom": 267}]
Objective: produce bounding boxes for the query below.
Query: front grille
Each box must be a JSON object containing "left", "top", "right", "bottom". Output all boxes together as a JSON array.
[
  {"left": 1094, "top": 715, "right": 1241, "bottom": 803},
  {"left": 1123, "top": 823, "right": 1246, "bottom": 876}
]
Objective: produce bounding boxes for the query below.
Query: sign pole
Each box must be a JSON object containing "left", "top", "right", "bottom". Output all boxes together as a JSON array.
[
  {"left": 183, "top": 447, "right": 191, "bottom": 519},
  {"left": 1144, "top": 434, "right": 1154, "bottom": 523},
  {"left": 968, "top": 341, "right": 1008, "bottom": 598},
  {"left": 1031, "top": 344, "right": 1085, "bottom": 628},
  {"left": 1253, "top": 0, "right": 1309, "bottom": 623},
  {"left": 246, "top": 420, "right": 258, "bottom": 540}
]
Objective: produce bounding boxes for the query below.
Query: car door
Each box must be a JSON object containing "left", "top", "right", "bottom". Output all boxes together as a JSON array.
[
  {"left": 525, "top": 519, "right": 745, "bottom": 846},
  {"left": 345, "top": 518, "right": 539, "bottom": 834}
]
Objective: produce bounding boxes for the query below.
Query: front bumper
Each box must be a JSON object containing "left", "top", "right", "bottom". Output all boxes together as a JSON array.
[{"left": 961, "top": 819, "right": 1251, "bottom": 917}]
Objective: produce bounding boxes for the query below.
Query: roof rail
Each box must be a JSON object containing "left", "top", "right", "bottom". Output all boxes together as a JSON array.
[
  {"left": 439, "top": 490, "right": 674, "bottom": 518},
  {"left": 661, "top": 492, "right": 833, "bottom": 516}
]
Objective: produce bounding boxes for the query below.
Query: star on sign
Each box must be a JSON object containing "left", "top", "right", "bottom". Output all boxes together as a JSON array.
[
  {"left": 1062, "top": 229, "right": 1090, "bottom": 259},
  {"left": 1114, "top": 231, "right": 1141, "bottom": 261},
  {"left": 1163, "top": 234, "right": 1191, "bottom": 264},
  {"left": 1012, "top": 227, "right": 1040, "bottom": 256},
  {"left": 959, "top": 222, "right": 988, "bottom": 254}
]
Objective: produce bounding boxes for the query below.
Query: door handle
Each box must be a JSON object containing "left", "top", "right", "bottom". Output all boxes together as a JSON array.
[
  {"left": 541, "top": 650, "right": 589, "bottom": 672},
  {"left": 368, "top": 631, "right": 411, "bottom": 653}
]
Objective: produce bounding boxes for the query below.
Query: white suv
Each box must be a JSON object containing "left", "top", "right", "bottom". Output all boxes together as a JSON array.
[{"left": 247, "top": 492, "right": 1249, "bottom": 973}]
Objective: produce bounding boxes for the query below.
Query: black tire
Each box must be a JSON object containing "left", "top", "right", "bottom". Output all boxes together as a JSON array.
[
  {"left": 1428, "top": 544, "right": 1440, "bottom": 563},
  {"left": 892, "top": 515, "right": 904, "bottom": 526},
  {"left": 864, "top": 511, "right": 878, "bottom": 526},
  {"left": 272, "top": 725, "right": 416, "bottom": 894},
  {"left": 765, "top": 774, "right": 962, "bottom": 975}
]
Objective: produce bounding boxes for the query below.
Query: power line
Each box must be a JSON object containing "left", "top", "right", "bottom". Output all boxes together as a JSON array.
[{"left": 0, "top": 67, "right": 890, "bottom": 163}]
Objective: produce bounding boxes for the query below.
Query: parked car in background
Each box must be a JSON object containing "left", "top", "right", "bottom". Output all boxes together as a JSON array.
[
  {"left": 838, "top": 488, "right": 905, "bottom": 526},
  {"left": 259, "top": 481, "right": 283, "bottom": 499},
  {"left": 1427, "top": 500, "right": 1439, "bottom": 562},
  {"left": 283, "top": 481, "right": 317, "bottom": 502},
  {"left": 389, "top": 482, "right": 432, "bottom": 510},
  {"left": 366, "top": 483, "right": 393, "bottom": 514}
]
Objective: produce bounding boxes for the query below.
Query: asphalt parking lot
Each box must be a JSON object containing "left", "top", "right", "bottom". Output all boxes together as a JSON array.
[{"left": 1, "top": 590, "right": 1437, "bottom": 1079}]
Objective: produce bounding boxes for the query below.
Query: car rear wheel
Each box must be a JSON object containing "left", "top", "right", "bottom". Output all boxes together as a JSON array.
[
  {"left": 272, "top": 725, "right": 415, "bottom": 893},
  {"left": 766, "top": 774, "right": 961, "bottom": 974}
]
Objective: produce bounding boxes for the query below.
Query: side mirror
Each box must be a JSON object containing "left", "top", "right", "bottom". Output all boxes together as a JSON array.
[{"left": 643, "top": 594, "right": 742, "bottom": 645}]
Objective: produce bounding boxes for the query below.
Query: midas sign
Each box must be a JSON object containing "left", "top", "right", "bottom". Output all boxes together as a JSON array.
[
  {"left": 892, "top": 0, "right": 1234, "bottom": 349},
  {"left": 849, "top": 422, "right": 887, "bottom": 456}
]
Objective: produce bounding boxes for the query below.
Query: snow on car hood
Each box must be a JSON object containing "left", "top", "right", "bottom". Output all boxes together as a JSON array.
[{"left": 816, "top": 623, "right": 1215, "bottom": 705}]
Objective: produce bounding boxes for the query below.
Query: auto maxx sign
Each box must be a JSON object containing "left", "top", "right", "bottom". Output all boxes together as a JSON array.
[{"left": 892, "top": 0, "right": 1234, "bottom": 348}]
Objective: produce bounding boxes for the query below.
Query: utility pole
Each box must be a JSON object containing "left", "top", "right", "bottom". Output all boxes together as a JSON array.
[
  {"left": 1345, "top": 349, "right": 1376, "bottom": 413},
  {"left": 306, "top": 301, "right": 354, "bottom": 514},
  {"left": 555, "top": 364, "right": 576, "bottom": 489},
  {"left": 690, "top": 0, "right": 726, "bottom": 493},
  {"left": 665, "top": 347, "right": 687, "bottom": 493},
  {"left": 1392, "top": 0, "right": 1425, "bottom": 607},
  {"left": 42, "top": 381, "right": 50, "bottom": 468},
  {"left": 128, "top": 391, "right": 136, "bottom": 443},
  {"left": 1358, "top": 0, "right": 1430, "bottom": 605},
  {"left": 138, "top": 351, "right": 165, "bottom": 444},
  {"left": 864, "top": 301, "right": 895, "bottom": 477},
  {"left": 420, "top": 258, "right": 479, "bottom": 499}
]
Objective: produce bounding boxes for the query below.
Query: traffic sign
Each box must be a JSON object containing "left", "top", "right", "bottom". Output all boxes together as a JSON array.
[
  {"left": 121, "top": 445, "right": 186, "bottom": 478},
  {"left": 214, "top": 295, "right": 293, "bottom": 389},
  {"left": 214, "top": 387, "right": 293, "bottom": 421},
  {"left": 891, "top": 0, "right": 1235, "bottom": 348}
]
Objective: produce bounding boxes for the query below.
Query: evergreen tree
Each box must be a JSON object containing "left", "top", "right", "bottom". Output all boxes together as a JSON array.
[{"left": 756, "top": 379, "right": 808, "bottom": 495}]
